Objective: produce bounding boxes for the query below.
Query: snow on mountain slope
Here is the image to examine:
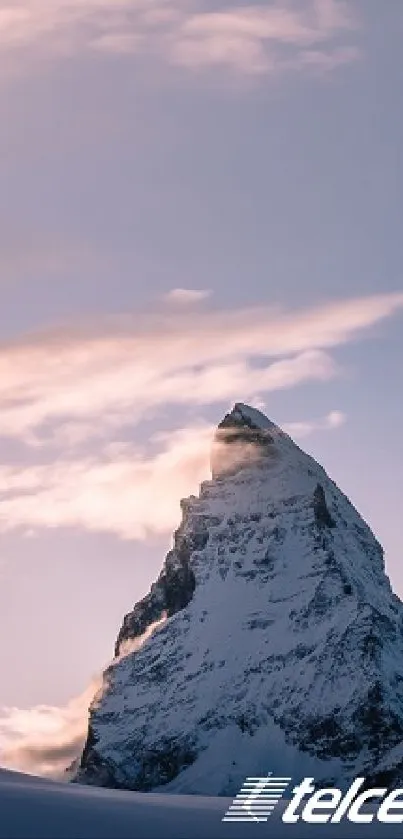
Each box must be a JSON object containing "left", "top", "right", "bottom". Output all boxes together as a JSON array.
[{"left": 76, "top": 404, "right": 403, "bottom": 795}]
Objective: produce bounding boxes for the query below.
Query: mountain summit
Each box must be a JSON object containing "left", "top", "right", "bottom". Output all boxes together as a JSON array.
[{"left": 76, "top": 404, "right": 403, "bottom": 794}]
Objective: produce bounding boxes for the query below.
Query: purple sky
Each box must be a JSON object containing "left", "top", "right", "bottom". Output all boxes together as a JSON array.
[{"left": 0, "top": 0, "right": 402, "bottom": 776}]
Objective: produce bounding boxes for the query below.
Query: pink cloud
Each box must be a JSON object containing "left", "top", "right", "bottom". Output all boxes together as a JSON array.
[
  {"left": 0, "top": 0, "right": 361, "bottom": 79},
  {"left": 0, "top": 292, "right": 400, "bottom": 444},
  {"left": 0, "top": 292, "right": 399, "bottom": 540}
]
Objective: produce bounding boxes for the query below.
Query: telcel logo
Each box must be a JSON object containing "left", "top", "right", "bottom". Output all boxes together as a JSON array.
[{"left": 223, "top": 775, "right": 403, "bottom": 825}]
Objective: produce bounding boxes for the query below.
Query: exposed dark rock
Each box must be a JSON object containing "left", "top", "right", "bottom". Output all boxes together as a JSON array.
[
  {"left": 130, "top": 738, "right": 197, "bottom": 791},
  {"left": 114, "top": 543, "right": 196, "bottom": 658},
  {"left": 313, "top": 483, "right": 336, "bottom": 528},
  {"left": 352, "top": 681, "right": 403, "bottom": 758}
]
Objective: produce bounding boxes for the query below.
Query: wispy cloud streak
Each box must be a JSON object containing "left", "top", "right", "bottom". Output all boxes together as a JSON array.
[
  {"left": 283, "top": 409, "right": 346, "bottom": 438},
  {"left": 0, "top": 292, "right": 400, "bottom": 539},
  {"left": 0, "top": 292, "right": 400, "bottom": 444}
]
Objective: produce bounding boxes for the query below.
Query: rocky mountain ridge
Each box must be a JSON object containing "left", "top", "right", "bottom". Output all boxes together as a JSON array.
[{"left": 76, "top": 403, "right": 403, "bottom": 794}]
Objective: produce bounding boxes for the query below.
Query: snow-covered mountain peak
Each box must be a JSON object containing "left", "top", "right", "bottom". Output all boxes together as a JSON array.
[
  {"left": 76, "top": 406, "right": 403, "bottom": 796},
  {"left": 226, "top": 402, "right": 280, "bottom": 432},
  {"left": 211, "top": 402, "right": 292, "bottom": 480}
]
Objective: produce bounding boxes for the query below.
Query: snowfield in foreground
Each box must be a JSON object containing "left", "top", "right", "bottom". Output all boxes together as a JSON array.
[{"left": 1, "top": 769, "right": 403, "bottom": 839}]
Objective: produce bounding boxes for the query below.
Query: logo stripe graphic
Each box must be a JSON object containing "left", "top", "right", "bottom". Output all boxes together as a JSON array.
[{"left": 223, "top": 774, "right": 291, "bottom": 823}]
